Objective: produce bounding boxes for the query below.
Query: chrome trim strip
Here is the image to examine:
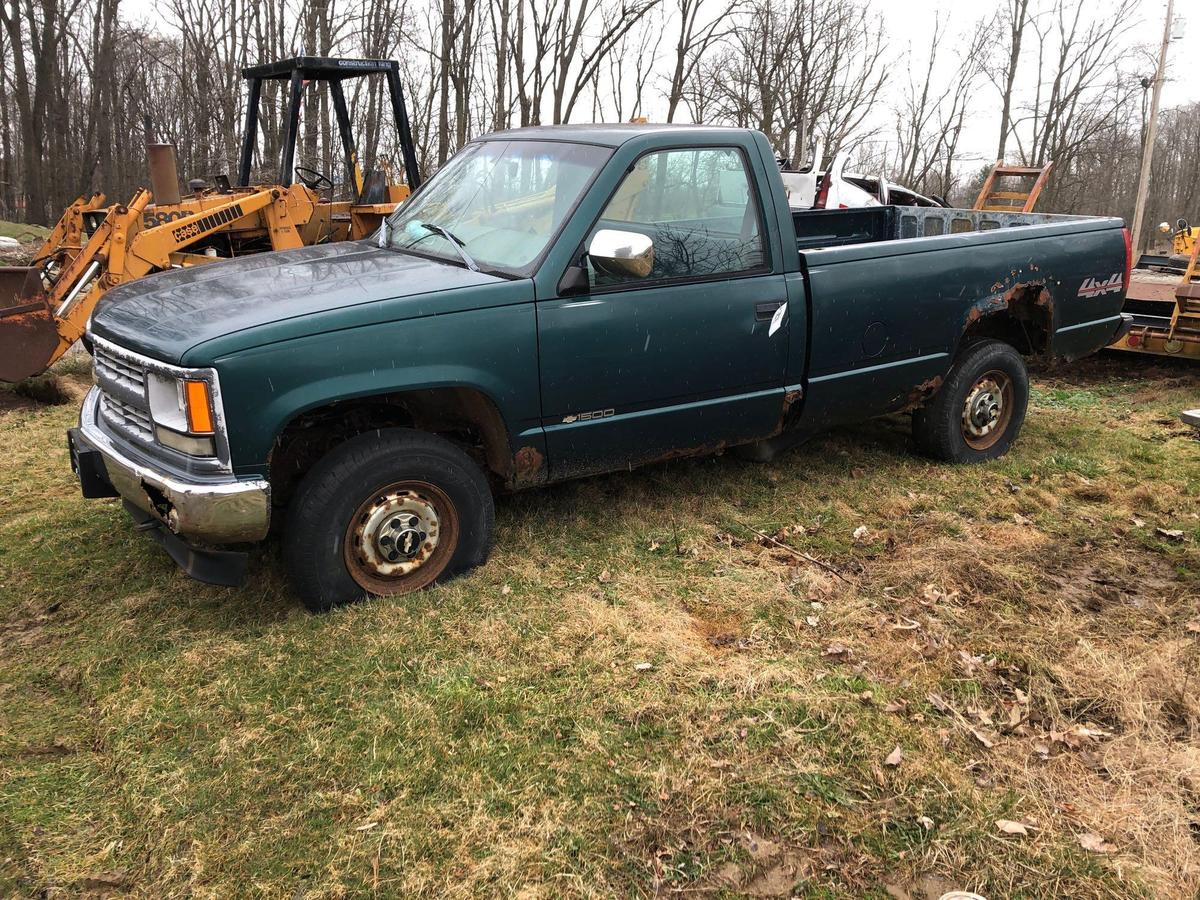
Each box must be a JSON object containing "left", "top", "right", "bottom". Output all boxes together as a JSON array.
[
  {"left": 541, "top": 386, "right": 781, "bottom": 433},
  {"left": 1054, "top": 314, "right": 1124, "bottom": 334},
  {"left": 79, "top": 387, "right": 270, "bottom": 544},
  {"left": 808, "top": 351, "right": 949, "bottom": 384}
]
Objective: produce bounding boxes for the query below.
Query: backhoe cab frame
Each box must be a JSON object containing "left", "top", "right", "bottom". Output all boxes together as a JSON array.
[{"left": 238, "top": 56, "right": 422, "bottom": 197}]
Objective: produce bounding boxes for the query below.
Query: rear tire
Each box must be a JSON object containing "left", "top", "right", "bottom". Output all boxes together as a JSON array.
[
  {"left": 912, "top": 339, "right": 1029, "bottom": 463},
  {"left": 283, "top": 428, "right": 494, "bottom": 612}
]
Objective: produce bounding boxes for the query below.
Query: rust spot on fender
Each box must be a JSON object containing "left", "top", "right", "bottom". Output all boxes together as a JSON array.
[
  {"left": 900, "top": 375, "right": 943, "bottom": 412},
  {"left": 512, "top": 445, "right": 545, "bottom": 487},
  {"left": 963, "top": 280, "right": 1053, "bottom": 336},
  {"left": 1002, "top": 281, "right": 1051, "bottom": 307},
  {"left": 643, "top": 438, "right": 731, "bottom": 467}
]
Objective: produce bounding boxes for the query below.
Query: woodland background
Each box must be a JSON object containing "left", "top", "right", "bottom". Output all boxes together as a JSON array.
[{"left": 0, "top": 0, "right": 1197, "bottom": 247}]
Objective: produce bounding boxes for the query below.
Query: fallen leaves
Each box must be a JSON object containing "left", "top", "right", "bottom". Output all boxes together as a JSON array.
[
  {"left": 995, "top": 818, "right": 1035, "bottom": 836},
  {"left": 884, "top": 745, "right": 904, "bottom": 767},
  {"left": 922, "top": 584, "right": 960, "bottom": 603},
  {"left": 1053, "top": 723, "right": 1112, "bottom": 747},
  {"left": 927, "top": 692, "right": 999, "bottom": 749},
  {"left": 1077, "top": 831, "right": 1117, "bottom": 854},
  {"left": 1156, "top": 527, "right": 1186, "bottom": 542},
  {"left": 853, "top": 525, "right": 870, "bottom": 542}
]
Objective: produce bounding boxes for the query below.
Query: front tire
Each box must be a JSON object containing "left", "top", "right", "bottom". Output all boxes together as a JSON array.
[
  {"left": 912, "top": 339, "right": 1029, "bottom": 463},
  {"left": 283, "top": 428, "right": 495, "bottom": 612}
]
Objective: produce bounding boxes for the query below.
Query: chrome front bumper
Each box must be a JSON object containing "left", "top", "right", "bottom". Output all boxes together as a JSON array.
[{"left": 74, "top": 386, "right": 270, "bottom": 544}]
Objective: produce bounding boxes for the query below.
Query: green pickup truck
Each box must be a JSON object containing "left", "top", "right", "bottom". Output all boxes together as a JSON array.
[{"left": 68, "top": 125, "right": 1133, "bottom": 610}]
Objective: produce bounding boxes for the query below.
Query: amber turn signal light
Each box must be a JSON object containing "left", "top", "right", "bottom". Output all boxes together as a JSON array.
[{"left": 184, "top": 380, "right": 215, "bottom": 434}]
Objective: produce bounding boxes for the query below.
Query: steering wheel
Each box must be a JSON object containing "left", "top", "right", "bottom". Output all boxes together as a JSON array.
[{"left": 294, "top": 166, "right": 334, "bottom": 192}]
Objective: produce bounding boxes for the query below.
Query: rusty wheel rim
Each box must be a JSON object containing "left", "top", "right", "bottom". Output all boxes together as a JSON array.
[
  {"left": 343, "top": 480, "right": 459, "bottom": 595},
  {"left": 960, "top": 369, "right": 1014, "bottom": 451}
]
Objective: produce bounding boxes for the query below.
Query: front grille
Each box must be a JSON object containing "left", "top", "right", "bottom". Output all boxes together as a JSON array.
[
  {"left": 100, "top": 394, "right": 154, "bottom": 441},
  {"left": 93, "top": 339, "right": 155, "bottom": 449},
  {"left": 93, "top": 340, "right": 145, "bottom": 391},
  {"left": 94, "top": 342, "right": 146, "bottom": 397}
]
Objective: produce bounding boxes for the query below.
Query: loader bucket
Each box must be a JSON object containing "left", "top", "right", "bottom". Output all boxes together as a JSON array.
[{"left": 0, "top": 267, "right": 63, "bottom": 382}]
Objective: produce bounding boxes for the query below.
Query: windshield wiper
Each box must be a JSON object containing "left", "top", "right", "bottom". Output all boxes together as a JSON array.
[{"left": 419, "top": 222, "right": 479, "bottom": 272}]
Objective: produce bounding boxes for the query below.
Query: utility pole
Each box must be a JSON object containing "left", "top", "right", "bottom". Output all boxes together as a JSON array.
[{"left": 1130, "top": 0, "right": 1175, "bottom": 254}]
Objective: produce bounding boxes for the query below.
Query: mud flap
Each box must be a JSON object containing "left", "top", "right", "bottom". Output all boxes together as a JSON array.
[
  {"left": 67, "top": 427, "right": 118, "bottom": 498},
  {"left": 123, "top": 501, "right": 250, "bottom": 588},
  {"left": 0, "top": 267, "right": 62, "bottom": 383}
]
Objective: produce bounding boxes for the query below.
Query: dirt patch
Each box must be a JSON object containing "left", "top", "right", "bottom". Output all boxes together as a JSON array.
[
  {"left": 1, "top": 371, "right": 90, "bottom": 412},
  {"left": 0, "top": 605, "right": 58, "bottom": 652}
]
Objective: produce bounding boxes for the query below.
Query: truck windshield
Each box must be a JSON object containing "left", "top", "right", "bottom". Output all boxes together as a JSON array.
[{"left": 386, "top": 139, "right": 611, "bottom": 275}]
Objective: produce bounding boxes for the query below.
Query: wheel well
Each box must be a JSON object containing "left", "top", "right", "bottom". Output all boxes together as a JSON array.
[
  {"left": 961, "top": 283, "right": 1054, "bottom": 356},
  {"left": 269, "top": 388, "right": 523, "bottom": 506}
]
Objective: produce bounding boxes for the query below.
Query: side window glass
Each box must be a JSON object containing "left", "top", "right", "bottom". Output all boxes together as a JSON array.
[{"left": 589, "top": 148, "right": 766, "bottom": 288}]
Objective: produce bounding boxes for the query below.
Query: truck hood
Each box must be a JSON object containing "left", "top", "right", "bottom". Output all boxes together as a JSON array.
[{"left": 89, "top": 241, "right": 509, "bottom": 363}]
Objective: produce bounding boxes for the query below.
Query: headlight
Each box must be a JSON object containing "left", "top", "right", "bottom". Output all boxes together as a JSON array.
[{"left": 146, "top": 371, "right": 217, "bottom": 456}]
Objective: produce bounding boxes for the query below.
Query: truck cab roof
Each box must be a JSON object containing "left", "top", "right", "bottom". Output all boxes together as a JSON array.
[{"left": 477, "top": 123, "right": 756, "bottom": 147}]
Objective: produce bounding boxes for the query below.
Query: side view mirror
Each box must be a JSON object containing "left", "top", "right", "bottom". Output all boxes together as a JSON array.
[{"left": 588, "top": 229, "right": 654, "bottom": 278}]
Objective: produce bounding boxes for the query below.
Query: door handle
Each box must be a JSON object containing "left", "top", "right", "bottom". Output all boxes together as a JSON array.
[{"left": 754, "top": 300, "right": 786, "bottom": 321}]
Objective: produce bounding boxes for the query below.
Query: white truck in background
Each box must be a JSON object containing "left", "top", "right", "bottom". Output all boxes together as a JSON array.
[{"left": 780, "top": 150, "right": 947, "bottom": 211}]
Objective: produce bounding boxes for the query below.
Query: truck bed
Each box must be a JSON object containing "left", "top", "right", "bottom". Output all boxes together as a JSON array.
[{"left": 787, "top": 205, "right": 1128, "bottom": 432}]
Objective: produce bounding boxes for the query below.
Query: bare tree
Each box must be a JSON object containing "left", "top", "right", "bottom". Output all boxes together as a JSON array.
[
  {"left": 892, "top": 13, "right": 992, "bottom": 198},
  {"left": 991, "top": 0, "right": 1030, "bottom": 162},
  {"left": 601, "top": 13, "right": 662, "bottom": 121},
  {"left": 704, "top": 0, "right": 886, "bottom": 165},
  {"left": 663, "top": 0, "right": 738, "bottom": 122},
  {"left": 2, "top": 0, "right": 1196, "bottom": 236}
]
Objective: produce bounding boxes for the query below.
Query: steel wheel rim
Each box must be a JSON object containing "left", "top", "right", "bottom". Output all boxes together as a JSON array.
[
  {"left": 343, "top": 480, "right": 459, "bottom": 595},
  {"left": 960, "top": 369, "right": 1014, "bottom": 450}
]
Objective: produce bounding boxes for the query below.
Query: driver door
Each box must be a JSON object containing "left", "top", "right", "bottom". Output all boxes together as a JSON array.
[{"left": 536, "top": 145, "right": 791, "bottom": 478}]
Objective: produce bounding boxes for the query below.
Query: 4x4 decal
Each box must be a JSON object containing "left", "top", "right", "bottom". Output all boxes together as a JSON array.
[{"left": 1077, "top": 274, "right": 1122, "bottom": 298}]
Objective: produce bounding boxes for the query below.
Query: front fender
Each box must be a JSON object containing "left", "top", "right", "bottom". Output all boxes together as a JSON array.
[{"left": 211, "top": 303, "right": 542, "bottom": 477}]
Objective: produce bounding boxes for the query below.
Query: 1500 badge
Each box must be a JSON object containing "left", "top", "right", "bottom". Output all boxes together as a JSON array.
[
  {"left": 1077, "top": 274, "right": 1123, "bottom": 297},
  {"left": 562, "top": 408, "right": 615, "bottom": 424}
]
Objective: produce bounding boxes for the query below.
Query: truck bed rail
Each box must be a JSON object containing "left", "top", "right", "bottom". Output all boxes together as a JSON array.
[{"left": 793, "top": 206, "right": 1089, "bottom": 252}]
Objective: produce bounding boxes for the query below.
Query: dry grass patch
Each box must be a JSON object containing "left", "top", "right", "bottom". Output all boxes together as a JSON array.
[{"left": 1, "top": 353, "right": 1197, "bottom": 898}]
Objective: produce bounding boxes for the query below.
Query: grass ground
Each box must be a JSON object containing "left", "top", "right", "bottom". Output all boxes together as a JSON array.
[
  {"left": 0, "top": 219, "right": 48, "bottom": 242},
  {"left": 0, "top": 353, "right": 1197, "bottom": 898},
  {"left": 0, "top": 218, "right": 48, "bottom": 267}
]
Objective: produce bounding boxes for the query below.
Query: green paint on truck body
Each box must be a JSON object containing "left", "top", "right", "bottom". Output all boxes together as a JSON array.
[{"left": 87, "top": 125, "right": 1130, "bottom": 486}]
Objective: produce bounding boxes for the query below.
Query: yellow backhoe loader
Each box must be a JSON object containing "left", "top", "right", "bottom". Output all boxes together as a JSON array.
[
  {"left": 1113, "top": 222, "right": 1200, "bottom": 360},
  {"left": 1158, "top": 218, "right": 1197, "bottom": 261},
  {"left": 0, "top": 56, "right": 422, "bottom": 382}
]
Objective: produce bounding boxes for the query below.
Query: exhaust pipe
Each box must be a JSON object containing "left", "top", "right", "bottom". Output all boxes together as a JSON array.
[{"left": 146, "top": 143, "right": 182, "bottom": 207}]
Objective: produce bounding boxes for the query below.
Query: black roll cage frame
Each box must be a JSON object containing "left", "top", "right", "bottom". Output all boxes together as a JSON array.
[{"left": 237, "top": 56, "right": 422, "bottom": 194}]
